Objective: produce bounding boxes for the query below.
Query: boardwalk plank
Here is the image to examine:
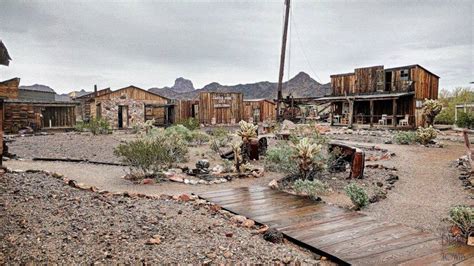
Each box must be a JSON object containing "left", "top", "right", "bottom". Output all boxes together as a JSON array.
[{"left": 198, "top": 186, "right": 473, "bottom": 265}]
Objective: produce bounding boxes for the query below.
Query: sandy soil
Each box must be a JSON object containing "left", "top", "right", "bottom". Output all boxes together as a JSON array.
[{"left": 0, "top": 171, "right": 323, "bottom": 264}]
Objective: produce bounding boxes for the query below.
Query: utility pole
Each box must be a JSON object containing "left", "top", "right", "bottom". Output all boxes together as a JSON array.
[{"left": 276, "top": 0, "right": 290, "bottom": 121}]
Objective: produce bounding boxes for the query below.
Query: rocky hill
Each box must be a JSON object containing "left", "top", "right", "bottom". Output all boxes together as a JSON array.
[{"left": 149, "top": 72, "right": 330, "bottom": 100}]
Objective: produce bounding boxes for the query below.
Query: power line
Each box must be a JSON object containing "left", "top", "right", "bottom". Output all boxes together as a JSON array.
[{"left": 290, "top": 7, "right": 323, "bottom": 83}]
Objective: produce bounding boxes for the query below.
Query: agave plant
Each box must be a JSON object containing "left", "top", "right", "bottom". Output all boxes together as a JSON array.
[
  {"left": 237, "top": 120, "right": 258, "bottom": 143},
  {"left": 294, "top": 138, "right": 322, "bottom": 179}
]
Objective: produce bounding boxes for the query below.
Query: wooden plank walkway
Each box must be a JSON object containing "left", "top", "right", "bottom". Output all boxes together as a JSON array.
[{"left": 199, "top": 186, "right": 474, "bottom": 265}]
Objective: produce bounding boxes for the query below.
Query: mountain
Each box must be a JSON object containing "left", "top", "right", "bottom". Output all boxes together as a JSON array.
[
  {"left": 148, "top": 72, "right": 330, "bottom": 100},
  {"left": 149, "top": 77, "right": 195, "bottom": 98},
  {"left": 19, "top": 84, "right": 55, "bottom": 93}
]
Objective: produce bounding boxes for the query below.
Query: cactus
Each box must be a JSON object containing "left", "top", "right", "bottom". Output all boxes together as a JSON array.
[
  {"left": 294, "top": 138, "right": 322, "bottom": 179},
  {"left": 230, "top": 141, "right": 243, "bottom": 173},
  {"left": 237, "top": 120, "right": 258, "bottom": 143}
]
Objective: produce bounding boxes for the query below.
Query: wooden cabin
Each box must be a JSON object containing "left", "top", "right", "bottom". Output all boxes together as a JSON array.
[
  {"left": 243, "top": 99, "right": 276, "bottom": 123},
  {"left": 74, "top": 87, "right": 112, "bottom": 122},
  {"left": 0, "top": 78, "right": 20, "bottom": 164},
  {"left": 198, "top": 92, "right": 243, "bottom": 125},
  {"left": 91, "top": 86, "right": 174, "bottom": 129},
  {"left": 317, "top": 64, "right": 439, "bottom": 128},
  {"left": 175, "top": 99, "right": 199, "bottom": 123}
]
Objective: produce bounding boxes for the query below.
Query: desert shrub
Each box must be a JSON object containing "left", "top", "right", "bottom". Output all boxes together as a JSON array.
[
  {"left": 131, "top": 119, "right": 155, "bottom": 134},
  {"left": 190, "top": 130, "right": 210, "bottom": 145},
  {"left": 74, "top": 121, "right": 87, "bottom": 132},
  {"left": 344, "top": 183, "right": 369, "bottom": 209},
  {"left": 209, "top": 127, "right": 230, "bottom": 139},
  {"left": 237, "top": 120, "right": 258, "bottom": 142},
  {"left": 114, "top": 128, "right": 188, "bottom": 177},
  {"left": 88, "top": 118, "right": 112, "bottom": 135},
  {"left": 294, "top": 138, "right": 323, "bottom": 179},
  {"left": 393, "top": 131, "right": 417, "bottom": 145},
  {"left": 435, "top": 87, "right": 474, "bottom": 125},
  {"left": 179, "top": 117, "right": 200, "bottom": 130},
  {"left": 448, "top": 205, "right": 473, "bottom": 238},
  {"left": 163, "top": 125, "right": 193, "bottom": 142},
  {"left": 456, "top": 112, "right": 474, "bottom": 129},
  {"left": 416, "top": 126, "right": 437, "bottom": 145},
  {"left": 289, "top": 123, "right": 328, "bottom": 146},
  {"left": 221, "top": 159, "right": 234, "bottom": 173},
  {"left": 264, "top": 143, "right": 297, "bottom": 174},
  {"left": 293, "top": 179, "right": 328, "bottom": 200}
]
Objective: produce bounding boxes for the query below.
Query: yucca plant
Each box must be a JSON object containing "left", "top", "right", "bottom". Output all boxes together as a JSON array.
[
  {"left": 293, "top": 138, "right": 322, "bottom": 179},
  {"left": 237, "top": 120, "right": 258, "bottom": 143}
]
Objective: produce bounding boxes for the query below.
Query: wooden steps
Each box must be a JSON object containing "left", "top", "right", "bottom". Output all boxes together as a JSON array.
[{"left": 199, "top": 186, "right": 474, "bottom": 265}]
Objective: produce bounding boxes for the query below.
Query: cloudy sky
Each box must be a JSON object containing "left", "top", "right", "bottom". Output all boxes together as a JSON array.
[{"left": 0, "top": 0, "right": 472, "bottom": 94}]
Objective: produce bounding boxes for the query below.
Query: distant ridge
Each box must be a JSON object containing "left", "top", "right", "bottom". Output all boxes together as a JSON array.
[{"left": 149, "top": 72, "right": 330, "bottom": 100}]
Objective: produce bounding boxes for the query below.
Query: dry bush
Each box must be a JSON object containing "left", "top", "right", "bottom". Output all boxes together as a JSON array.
[{"left": 449, "top": 205, "right": 473, "bottom": 238}]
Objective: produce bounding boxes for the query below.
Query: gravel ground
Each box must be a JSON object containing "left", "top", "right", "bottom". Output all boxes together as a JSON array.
[
  {"left": 7, "top": 132, "right": 134, "bottom": 164},
  {"left": 0, "top": 171, "right": 324, "bottom": 264}
]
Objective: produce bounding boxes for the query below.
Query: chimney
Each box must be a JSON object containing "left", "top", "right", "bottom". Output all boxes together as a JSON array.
[{"left": 94, "top": 84, "right": 97, "bottom": 97}]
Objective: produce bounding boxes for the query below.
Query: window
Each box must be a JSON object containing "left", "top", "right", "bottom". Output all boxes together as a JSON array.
[{"left": 400, "top": 69, "right": 409, "bottom": 81}]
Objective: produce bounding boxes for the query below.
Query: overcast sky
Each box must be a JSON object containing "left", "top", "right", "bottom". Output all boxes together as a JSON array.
[{"left": 0, "top": 0, "right": 472, "bottom": 94}]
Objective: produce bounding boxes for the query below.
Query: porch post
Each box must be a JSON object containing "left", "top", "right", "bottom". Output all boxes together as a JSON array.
[
  {"left": 392, "top": 98, "right": 397, "bottom": 127},
  {"left": 348, "top": 99, "right": 354, "bottom": 128},
  {"left": 329, "top": 103, "right": 334, "bottom": 126},
  {"left": 369, "top": 100, "right": 374, "bottom": 128}
]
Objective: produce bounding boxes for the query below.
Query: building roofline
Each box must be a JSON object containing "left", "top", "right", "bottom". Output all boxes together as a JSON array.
[
  {"left": 96, "top": 85, "right": 171, "bottom": 100},
  {"left": 330, "top": 64, "right": 440, "bottom": 79}
]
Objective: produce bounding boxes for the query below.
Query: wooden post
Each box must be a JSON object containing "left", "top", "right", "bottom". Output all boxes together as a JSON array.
[
  {"left": 392, "top": 98, "right": 397, "bottom": 127},
  {"left": 329, "top": 103, "right": 334, "bottom": 126},
  {"left": 369, "top": 100, "right": 374, "bottom": 127},
  {"left": 348, "top": 100, "right": 354, "bottom": 128}
]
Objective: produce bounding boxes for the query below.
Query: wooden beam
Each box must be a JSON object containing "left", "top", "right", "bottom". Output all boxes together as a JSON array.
[
  {"left": 369, "top": 100, "right": 374, "bottom": 127},
  {"left": 348, "top": 100, "right": 354, "bottom": 128},
  {"left": 392, "top": 98, "right": 397, "bottom": 127}
]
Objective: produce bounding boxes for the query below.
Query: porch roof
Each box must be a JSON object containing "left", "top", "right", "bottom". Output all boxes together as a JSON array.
[{"left": 314, "top": 91, "right": 414, "bottom": 102}]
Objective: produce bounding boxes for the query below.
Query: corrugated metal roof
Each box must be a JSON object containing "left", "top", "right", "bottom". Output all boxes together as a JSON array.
[{"left": 315, "top": 91, "right": 414, "bottom": 101}]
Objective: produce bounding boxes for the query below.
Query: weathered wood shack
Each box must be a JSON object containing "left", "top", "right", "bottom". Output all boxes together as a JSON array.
[
  {"left": 175, "top": 99, "right": 199, "bottom": 122},
  {"left": 243, "top": 99, "right": 276, "bottom": 123},
  {"left": 318, "top": 64, "right": 439, "bottom": 128},
  {"left": 199, "top": 92, "right": 243, "bottom": 125},
  {"left": 0, "top": 78, "right": 20, "bottom": 164},
  {"left": 74, "top": 87, "right": 111, "bottom": 122},
  {"left": 91, "top": 86, "right": 173, "bottom": 129}
]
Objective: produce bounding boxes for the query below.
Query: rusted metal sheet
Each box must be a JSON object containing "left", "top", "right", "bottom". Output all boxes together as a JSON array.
[{"left": 329, "top": 142, "right": 365, "bottom": 179}]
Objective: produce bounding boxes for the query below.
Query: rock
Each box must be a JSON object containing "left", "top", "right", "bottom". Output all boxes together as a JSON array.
[
  {"left": 376, "top": 181, "right": 384, "bottom": 187},
  {"left": 211, "top": 165, "right": 224, "bottom": 174},
  {"left": 168, "top": 175, "right": 184, "bottom": 183},
  {"left": 254, "top": 225, "right": 269, "bottom": 234},
  {"left": 196, "top": 160, "right": 210, "bottom": 169},
  {"left": 225, "top": 232, "right": 233, "bottom": 238},
  {"left": 281, "top": 120, "right": 296, "bottom": 131},
  {"left": 268, "top": 179, "right": 278, "bottom": 189},
  {"left": 223, "top": 251, "right": 232, "bottom": 258},
  {"left": 230, "top": 215, "right": 247, "bottom": 224},
  {"left": 242, "top": 219, "right": 255, "bottom": 228},
  {"left": 189, "top": 180, "right": 198, "bottom": 185},
  {"left": 146, "top": 235, "right": 161, "bottom": 245},
  {"left": 450, "top": 225, "right": 462, "bottom": 237},
  {"left": 386, "top": 174, "right": 399, "bottom": 184},
  {"left": 468, "top": 235, "right": 474, "bottom": 246},
  {"left": 384, "top": 140, "right": 393, "bottom": 144},
  {"left": 141, "top": 178, "right": 155, "bottom": 185},
  {"left": 380, "top": 153, "right": 391, "bottom": 160},
  {"left": 178, "top": 194, "right": 191, "bottom": 202},
  {"left": 206, "top": 252, "right": 217, "bottom": 259},
  {"left": 282, "top": 256, "right": 293, "bottom": 264},
  {"left": 210, "top": 205, "right": 221, "bottom": 212},
  {"left": 263, "top": 228, "right": 284, "bottom": 243},
  {"left": 184, "top": 179, "right": 190, "bottom": 184}
]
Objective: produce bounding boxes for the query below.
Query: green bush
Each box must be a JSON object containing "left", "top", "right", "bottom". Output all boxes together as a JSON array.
[
  {"left": 393, "top": 131, "right": 417, "bottom": 145},
  {"left": 163, "top": 125, "right": 193, "bottom": 142},
  {"left": 74, "top": 121, "right": 87, "bottom": 132},
  {"left": 293, "top": 179, "right": 328, "bottom": 200},
  {"left": 344, "top": 183, "right": 369, "bottom": 209},
  {"left": 179, "top": 117, "right": 200, "bottom": 130},
  {"left": 264, "top": 143, "right": 297, "bottom": 174},
  {"left": 114, "top": 128, "right": 188, "bottom": 177},
  {"left": 209, "top": 127, "right": 230, "bottom": 139},
  {"left": 190, "top": 130, "right": 210, "bottom": 145},
  {"left": 456, "top": 112, "right": 474, "bottom": 129},
  {"left": 416, "top": 126, "right": 437, "bottom": 145},
  {"left": 448, "top": 205, "right": 473, "bottom": 238},
  {"left": 84, "top": 118, "right": 112, "bottom": 135}
]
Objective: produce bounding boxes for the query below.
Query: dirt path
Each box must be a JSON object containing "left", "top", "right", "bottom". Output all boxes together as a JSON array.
[
  {"left": 4, "top": 160, "right": 280, "bottom": 196},
  {"left": 345, "top": 140, "right": 473, "bottom": 233}
]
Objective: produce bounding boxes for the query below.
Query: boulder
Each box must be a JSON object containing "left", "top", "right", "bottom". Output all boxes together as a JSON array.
[
  {"left": 230, "top": 215, "right": 247, "bottom": 224},
  {"left": 263, "top": 228, "right": 284, "bottom": 243},
  {"left": 196, "top": 159, "right": 210, "bottom": 169}
]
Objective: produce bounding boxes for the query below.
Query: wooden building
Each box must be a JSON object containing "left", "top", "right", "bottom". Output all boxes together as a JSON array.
[
  {"left": 175, "top": 99, "right": 199, "bottom": 122},
  {"left": 74, "top": 87, "right": 111, "bottom": 122},
  {"left": 243, "top": 99, "right": 276, "bottom": 123},
  {"left": 317, "top": 64, "right": 439, "bottom": 128},
  {"left": 198, "top": 92, "right": 243, "bottom": 125},
  {"left": 91, "top": 86, "right": 174, "bottom": 129},
  {"left": 0, "top": 78, "right": 20, "bottom": 164}
]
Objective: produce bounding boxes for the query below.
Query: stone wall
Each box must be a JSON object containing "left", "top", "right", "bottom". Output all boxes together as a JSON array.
[{"left": 94, "top": 98, "right": 153, "bottom": 129}]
